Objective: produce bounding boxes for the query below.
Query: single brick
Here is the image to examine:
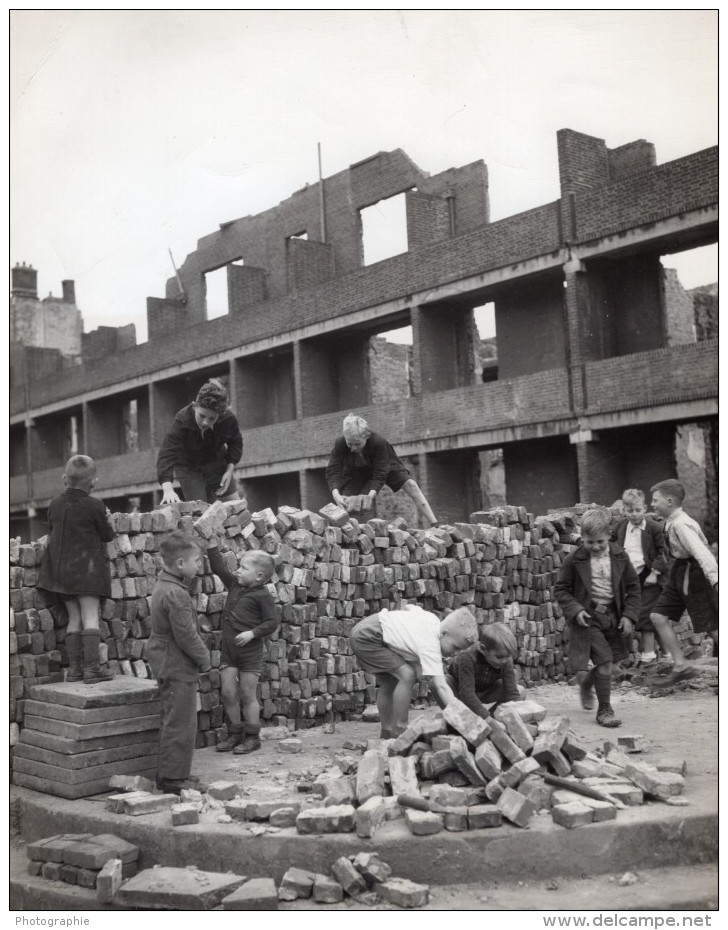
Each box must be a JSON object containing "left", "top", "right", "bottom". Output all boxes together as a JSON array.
[
  {"left": 487, "top": 718, "right": 526, "bottom": 764},
  {"left": 295, "top": 805, "right": 356, "bottom": 834},
  {"left": 224, "top": 799, "right": 250, "bottom": 822},
  {"left": 495, "top": 706, "right": 535, "bottom": 753},
  {"left": 222, "top": 878, "right": 278, "bottom": 911},
  {"left": 42, "top": 861, "right": 63, "bottom": 881},
  {"left": 278, "top": 867, "right": 315, "bottom": 901},
  {"left": 246, "top": 800, "right": 301, "bottom": 821},
  {"left": 59, "top": 864, "right": 80, "bottom": 884},
  {"left": 355, "top": 796, "right": 387, "bottom": 838},
  {"left": 352, "top": 852, "right": 392, "bottom": 885},
  {"left": 387, "top": 756, "right": 419, "bottom": 797},
  {"left": 501, "top": 756, "right": 543, "bottom": 789},
  {"left": 108, "top": 774, "right": 156, "bottom": 793},
  {"left": 27, "top": 860, "right": 42, "bottom": 877},
  {"left": 356, "top": 749, "right": 387, "bottom": 803},
  {"left": 516, "top": 775, "right": 554, "bottom": 810},
  {"left": 419, "top": 749, "right": 456, "bottom": 780},
  {"left": 331, "top": 856, "right": 367, "bottom": 896},
  {"left": 443, "top": 806, "right": 469, "bottom": 832},
  {"left": 496, "top": 787, "right": 536, "bottom": 828},
  {"left": 277, "top": 738, "right": 303, "bottom": 754},
  {"left": 269, "top": 807, "right": 299, "bottom": 829},
  {"left": 171, "top": 804, "right": 200, "bottom": 826},
  {"left": 474, "top": 739, "right": 503, "bottom": 781},
  {"left": 467, "top": 804, "right": 503, "bottom": 829},
  {"left": 495, "top": 699, "right": 547, "bottom": 724},
  {"left": 443, "top": 698, "right": 491, "bottom": 747},
  {"left": 484, "top": 773, "right": 507, "bottom": 803},
  {"left": 450, "top": 737, "right": 487, "bottom": 786},
  {"left": 207, "top": 780, "right": 242, "bottom": 801},
  {"left": 312, "top": 874, "right": 344, "bottom": 904},
  {"left": 106, "top": 791, "right": 150, "bottom": 813},
  {"left": 97, "top": 859, "right": 123, "bottom": 904},
  {"left": 624, "top": 762, "right": 685, "bottom": 800},
  {"left": 404, "top": 809, "right": 443, "bottom": 836},
  {"left": 552, "top": 801, "right": 595, "bottom": 829},
  {"left": 124, "top": 794, "right": 178, "bottom": 816},
  {"left": 428, "top": 785, "right": 471, "bottom": 808},
  {"left": 377, "top": 878, "right": 429, "bottom": 909},
  {"left": 656, "top": 759, "right": 688, "bottom": 777},
  {"left": 77, "top": 868, "right": 98, "bottom": 889},
  {"left": 617, "top": 734, "right": 646, "bottom": 753}
]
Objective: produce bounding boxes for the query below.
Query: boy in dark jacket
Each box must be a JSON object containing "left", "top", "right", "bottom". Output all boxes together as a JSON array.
[
  {"left": 205, "top": 537, "right": 278, "bottom": 754},
  {"left": 157, "top": 379, "right": 243, "bottom": 505},
  {"left": 555, "top": 508, "right": 641, "bottom": 728},
  {"left": 446, "top": 622, "right": 524, "bottom": 719},
  {"left": 612, "top": 488, "right": 671, "bottom": 666},
  {"left": 148, "top": 531, "right": 211, "bottom": 794}
]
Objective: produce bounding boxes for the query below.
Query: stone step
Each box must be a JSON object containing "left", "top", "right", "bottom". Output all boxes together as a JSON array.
[
  {"left": 29, "top": 678, "right": 159, "bottom": 709},
  {"left": 19, "top": 727, "right": 159, "bottom": 756},
  {"left": 13, "top": 767, "right": 158, "bottom": 800},
  {"left": 24, "top": 699, "right": 161, "bottom": 725},
  {"left": 13, "top": 739, "right": 159, "bottom": 771},
  {"left": 23, "top": 714, "right": 160, "bottom": 741},
  {"left": 13, "top": 749, "right": 159, "bottom": 786}
]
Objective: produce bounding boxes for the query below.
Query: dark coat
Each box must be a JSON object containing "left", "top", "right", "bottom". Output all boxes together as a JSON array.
[
  {"left": 37, "top": 489, "right": 114, "bottom": 597},
  {"left": 613, "top": 515, "right": 670, "bottom": 578},
  {"left": 148, "top": 570, "right": 211, "bottom": 683},
  {"left": 156, "top": 404, "right": 243, "bottom": 485},
  {"left": 325, "top": 432, "right": 405, "bottom": 495},
  {"left": 554, "top": 542, "right": 641, "bottom": 673}
]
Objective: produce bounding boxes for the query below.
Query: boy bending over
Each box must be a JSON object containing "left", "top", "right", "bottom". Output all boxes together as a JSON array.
[{"left": 446, "top": 622, "right": 524, "bottom": 719}]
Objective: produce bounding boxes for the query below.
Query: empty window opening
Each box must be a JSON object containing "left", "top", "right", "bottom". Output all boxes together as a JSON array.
[
  {"left": 288, "top": 231, "right": 308, "bottom": 240},
  {"left": 369, "top": 326, "right": 413, "bottom": 402},
  {"left": 360, "top": 192, "right": 409, "bottom": 266},
  {"left": 69, "top": 416, "right": 79, "bottom": 455},
  {"left": 661, "top": 243, "right": 717, "bottom": 290},
  {"left": 660, "top": 244, "right": 718, "bottom": 344},
  {"left": 473, "top": 303, "right": 498, "bottom": 382},
  {"left": 124, "top": 399, "right": 139, "bottom": 453},
  {"left": 205, "top": 262, "right": 244, "bottom": 320}
]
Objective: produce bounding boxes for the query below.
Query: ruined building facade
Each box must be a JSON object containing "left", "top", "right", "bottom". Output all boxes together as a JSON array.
[{"left": 10, "top": 129, "right": 718, "bottom": 541}]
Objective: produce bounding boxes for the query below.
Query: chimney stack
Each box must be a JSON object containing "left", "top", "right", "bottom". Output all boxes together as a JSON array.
[
  {"left": 62, "top": 280, "right": 76, "bottom": 303},
  {"left": 11, "top": 262, "right": 38, "bottom": 298}
]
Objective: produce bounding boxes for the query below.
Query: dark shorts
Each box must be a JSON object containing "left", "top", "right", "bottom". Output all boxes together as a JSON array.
[
  {"left": 341, "top": 465, "right": 412, "bottom": 496},
  {"left": 220, "top": 639, "right": 264, "bottom": 674},
  {"left": 176, "top": 463, "right": 239, "bottom": 505},
  {"left": 653, "top": 560, "right": 718, "bottom": 634},
  {"left": 587, "top": 604, "right": 629, "bottom": 666},
  {"left": 635, "top": 567, "right": 662, "bottom": 632},
  {"left": 350, "top": 614, "right": 409, "bottom": 675}
]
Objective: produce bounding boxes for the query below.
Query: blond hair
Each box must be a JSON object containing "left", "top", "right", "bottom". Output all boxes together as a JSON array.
[
  {"left": 242, "top": 550, "right": 276, "bottom": 583},
  {"left": 342, "top": 414, "right": 371, "bottom": 443},
  {"left": 441, "top": 607, "right": 478, "bottom": 647},
  {"left": 621, "top": 488, "right": 645, "bottom": 506},
  {"left": 580, "top": 508, "right": 612, "bottom": 537},
  {"left": 64, "top": 455, "right": 97, "bottom": 488}
]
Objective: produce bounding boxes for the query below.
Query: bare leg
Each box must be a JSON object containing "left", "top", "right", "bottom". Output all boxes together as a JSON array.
[
  {"left": 403, "top": 479, "right": 437, "bottom": 527},
  {"left": 220, "top": 667, "right": 242, "bottom": 727},
  {"left": 239, "top": 672, "right": 260, "bottom": 726},
  {"left": 390, "top": 663, "right": 418, "bottom": 734},
  {"left": 376, "top": 673, "right": 397, "bottom": 736},
  {"left": 651, "top": 613, "right": 690, "bottom": 669},
  {"left": 65, "top": 598, "right": 83, "bottom": 634},
  {"left": 78, "top": 595, "right": 101, "bottom": 632},
  {"left": 641, "top": 631, "right": 656, "bottom": 654}
]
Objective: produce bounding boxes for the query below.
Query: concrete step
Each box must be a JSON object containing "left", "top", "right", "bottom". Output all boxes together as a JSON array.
[{"left": 10, "top": 845, "right": 717, "bottom": 911}]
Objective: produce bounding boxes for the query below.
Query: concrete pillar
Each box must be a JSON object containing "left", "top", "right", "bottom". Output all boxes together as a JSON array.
[
  {"left": 293, "top": 341, "right": 304, "bottom": 420},
  {"left": 562, "top": 266, "right": 590, "bottom": 413}
]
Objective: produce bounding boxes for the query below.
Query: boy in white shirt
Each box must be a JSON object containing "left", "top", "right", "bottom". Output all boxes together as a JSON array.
[{"left": 350, "top": 604, "right": 478, "bottom": 737}]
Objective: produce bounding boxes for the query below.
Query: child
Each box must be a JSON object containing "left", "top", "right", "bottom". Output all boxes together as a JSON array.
[
  {"left": 350, "top": 604, "right": 478, "bottom": 737},
  {"left": 37, "top": 455, "right": 115, "bottom": 684},
  {"left": 148, "top": 531, "right": 211, "bottom": 794},
  {"left": 326, "top": 414, "right": 437, "bottom": 526},
  {"left": 612, "top": 488, "right": 671, "bottom": 666},
  {"left": 205, "top": 539, "right": 278, "bottom": 754},
  {"left": 554, "top": 508, "right": 641, "bottom": 728},
  {"left": 446, "top": 622, "right": 524, "bottom": 719},
  {"left": 649, "top": 479, "right": 718, "bottom": 685},
  {"left": 157, "top": 378, "right": 243, "bottom": 505}
]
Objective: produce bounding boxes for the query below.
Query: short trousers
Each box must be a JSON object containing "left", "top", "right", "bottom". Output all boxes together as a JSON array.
[
  {"left": 635, "top": 566, "right": 662, "bottom": 632},
  {"left": 175, "top": 463, "right": 240, "bottom": 505},
  {"left": 220, "top": 639, "right": 264, "bottom": 673},
  {"left": 350, "top": 614, "right": 409, "bottom": 675},
  {"left": 341, "top": 465, "right": 412, "bottom": 496},
  {"left": 586, "top": 604, "right": 629, "bottom": 666},
  {"left": 653, "top": 560, "right": 718, "bottom": 634}
]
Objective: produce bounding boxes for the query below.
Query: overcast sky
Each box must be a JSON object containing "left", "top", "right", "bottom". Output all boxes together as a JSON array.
[{"left": 11, "top": 10, "right": 718, "bottom": 344}]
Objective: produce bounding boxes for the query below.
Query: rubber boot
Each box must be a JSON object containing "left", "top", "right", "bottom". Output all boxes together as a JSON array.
[
  {"left": 216, "top": 723, "right": 244, "bottom": 752},
  {"left": 82, "top": 630, "right": 114, "bottom": 683},
  {"left": 234, "top": 721, "right": 262, "bottom": 754},
  {"left": 65, "top": 631, "right": 84, "bottom": 682}
]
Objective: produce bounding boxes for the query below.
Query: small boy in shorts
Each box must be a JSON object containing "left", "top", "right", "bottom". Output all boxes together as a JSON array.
[
  {"left": 205, "top": 538, "right": 278, "bottom": 754},
  {"left": 649, "top": 479, "right": 718, "bottom": 685},
  {"left": 446, "top": 622, "right": 524, "bottom": 719},
  {"left": 612, "top": 488, "right": 671, "bottom": 666},
  {"left": 350, "top": 604, "right": 478, "bottom": 737},
  {"left": 148, "top": 531, "right": 211, "bottom": 794},
  {"left": 555, "top": 508, "right": 641, "bottom": 728}
]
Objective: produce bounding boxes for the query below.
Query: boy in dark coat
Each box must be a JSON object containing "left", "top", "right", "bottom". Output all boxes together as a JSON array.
[
  {"left": 205, "top": 538, "right": 278, "bottom": 754},
  {"left": 148, "top": 531, "right": 211, "bottom": 794},
  {"left": 555, "top": 508, "right": 641, "bottom": 728},
  {"left": 157, "top": 378, "right": 243, "bottom": 505},
  {"left": 612, "top": 488, "right": 671, "bottom": 666},
  {"left": 37, "top": 455, "right": 115, "bottom": 683},
  {"left": 326, "top": 413, "right": 437, "bottom": 526},
  {"left": 446, "top": 622, "right": 524, "bottom": 719}
]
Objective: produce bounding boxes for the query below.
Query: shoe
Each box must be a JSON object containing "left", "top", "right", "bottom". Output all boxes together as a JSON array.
[
  {"left": 233, "top": 734, "right": 261, "bottom": 754},
  {"left": 637, "top": 652, "right": 657, "bottom": 668},
  {"left": 216, "top": 725, "right": 244, "bottom": 752},
  {"left": 579, "top": 677, "right": 596, "bottom": 711},
  {"left": 596, "top": 707, "right": 622, "bottom": 728},
  {"left": 81, "top": 631, "right": 115, "bottom": 683},
  {"left": 66, "top": 667, "right": 84, "bottom": 682},
  {"left": 83, "top": 665, "right": 115, "bottom": 683},
  {"left": 652, "top": 665, "right": 699, "bottom": 688},
  {"left": 157, "top": 778, "right": 200, "bottom": 795}
]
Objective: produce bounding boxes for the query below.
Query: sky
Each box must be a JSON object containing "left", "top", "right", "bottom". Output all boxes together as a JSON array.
[{"left": 10, "top": 10, "right": 718, "bottom": 345}]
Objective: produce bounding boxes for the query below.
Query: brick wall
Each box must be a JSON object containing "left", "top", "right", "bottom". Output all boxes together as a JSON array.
[
  {"left": 662, "top": 268, "right": 697, "bottom": 345},
  {"left": 146, "top": 297, "right": 189, "bottom": 341},
  {"left": 557, "top": 129, "right": 609, "bottom": 195},
  {"left": 495, "top": 277, "right": 567, "bottom": 377},
  {"left": 691, "top": 284, "right": 718, "bottom": 342},
  {"left": 406, "top": 191, "right": 451, "bottom": 249},
  {"left": 607, "top": 140, "right": 656, "bottom": 181},
  {"left": 368, "top": 337, "right": 411, "bottom": 404},
  {"left": 228, "top": 264, "right": 268, "bottom": 313},
  {"left": 418, "top": 160, "right": 490, "bottom": 235},
  {"left": 286, "top": 239, "right": 335, "bottom": 293}
]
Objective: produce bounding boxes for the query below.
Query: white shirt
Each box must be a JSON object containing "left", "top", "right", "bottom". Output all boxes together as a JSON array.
[
  {"left": 665, "top": 508, "right": 718, "bottom": 587},
  {"left": 590, "top": 551, "right": 614, "bottom": 604},
  {"left": 379, "top": 606, "right": 444, "bottom": 677},
  {"left": 623, "top": 520, "right": 646, "bottom": 574}
]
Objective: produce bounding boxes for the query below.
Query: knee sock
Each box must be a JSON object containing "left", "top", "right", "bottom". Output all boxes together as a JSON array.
[
  {"left": 580, "top": 669, "right": 595, "bottom": 690},
  {"left": 593, "top": 672, "right": 613, "bottom": 712}
]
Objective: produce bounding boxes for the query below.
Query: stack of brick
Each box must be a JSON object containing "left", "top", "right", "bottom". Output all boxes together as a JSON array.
[
  {"left": 290, "top": 699, "right": 686, "bottom": 837},
  {"left": 12, "top": 678, "right": 160, "bottom": 798},
  {"left": 26, "top": 832, "right": 139, "bottom": 902}
]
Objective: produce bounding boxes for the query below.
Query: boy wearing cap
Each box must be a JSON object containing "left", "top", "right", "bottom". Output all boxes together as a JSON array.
[{"left": 157, "top": 378, "right": 243, "bottom": 504}]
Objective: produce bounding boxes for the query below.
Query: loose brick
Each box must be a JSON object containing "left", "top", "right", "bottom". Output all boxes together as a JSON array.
[
  {"left": 97, "top": 858, "right": 123, "bottom": 903},
  {"left": 617, "top": 734, "right": 646, "bottom": 753},
  {"left": 404, "top": 808, "right": 443, "bottom": 835},
  {"left": 443, "top": 806, "right": 469, "bottom": 831},
  {"left": 495, "top": 699, "right": 547, "bottom": 724},
  {"left": 356, "top": 749, "right": 387, "bottom": 803},
  {"left": 624, "top": 762, "right": 685, "bottom": 800},
  {"left": 419, "top": 749, "right": 456, "bottom": 780},
  {"left": 517, "top": 775, "right": 555, "bottom": 809},
  {"left": 296, "top": 804, "right": 356, "bottom": 834},
  {"left": 331, "top": 856, "right": 368, "bottom": 896},
  {"left": 484, "top": 773, "right": 507, "bottom": 802},
  {"left": 278, "top": 867, "right": 315, "bottom": 901},
  {"left": 118, "top": 866, "right": 245, "bottom": 909},
  {"left": 388, "top": 755, "right": 419, "bottom": 796},
  {"left": 428, "top": 785, "right": 471, "bottom": 808},
  {"left": 377, "top": 878, "right": 429, "bottom": 908},
  {"left": 106, "top": 791, "right": 150, "bottom": 813},
  {"left": 222, "top": 878, "right": 278, "bottom": 911},
  {"left": 269, "top": 807, "right": 299, "bottom": 828},
  {"left": 355, "top": 796, "right": 387, "bottom": 838},
  {"left": 495, "top": 706, "right": 535, "bottom": 753},
  {"left": 171, "top": 803, "right": 200, "bottom": 826},
  {"left": 443, "top": 698, "right": 491, "bottom": 747},
  {"left": 552, "top": 801, "right": 595, "bottom": 829},
  {"left": 487, "top": 718, "right": 526, "bottom": 765},
  {"left": 277, "top": 738, "right": 303, "bottom": 754},
  {"left": 312, "top": 874, "right": 344, "bottom": 903},
  {"left": 207, "top": 780, "right": 242, "bottom": 801},
  {"left": 501, "top": 756, "right": 543, "bottom": 789},
  {"left": 656, "top": 759, "right": 688, "bottom": 776},
  {"left": 474, "top": 739, "right": 503, "bottom": 781},
  {"left": 468, "top": 804, "right": 503, "bottom": 829},
  {"left": 109, "top": 773, "right": 156, "bottom": 793},
  {"left": 124, "top": 794, "right": 178, "bottom": 816},
  {"left": 352, "top": 852, "right": 392, "bottom": 885},
  {"left": 246, "top": 800, "right": 301, "bottom": 821},
  {"left": 496, "top": 787, "right": 536, "bottom": 827}
]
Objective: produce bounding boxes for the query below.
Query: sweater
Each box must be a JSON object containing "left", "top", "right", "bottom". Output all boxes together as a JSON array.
[{"left": 447, "top": 645, "right": 521, "bottom": 719}]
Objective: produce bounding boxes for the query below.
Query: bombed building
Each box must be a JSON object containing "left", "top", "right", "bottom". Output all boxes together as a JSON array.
[{"left": 10, "top": 128, "right": 718, "bottom": 542}]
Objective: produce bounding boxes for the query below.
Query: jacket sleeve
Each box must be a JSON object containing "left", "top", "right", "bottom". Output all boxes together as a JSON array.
[
  {"left": 250, "top": 590, "right": 280, "bottom": 640},
  {"left": 207, "top": 545, "right": 237, "bottom": 590},
  {"left": 499, "top": 659, "right": 521, "bottom": 704},
  {"left": 157, "top": 416, "right": 186, "bottom": 484},
  {"left": 554, "top": 556, "right": 587, "bottom": 622},
  {"left": 649, "top": 520, "right": 670, "bottom": 576},
  {"left": 325, "top": 437, "right": 346, "bottom": 492},
  {"left": 166, "top": 587, "right": 211, "bottom": 671},
  {"left": 621, "top": 558, "right": 642, "bottom": 622},
  {"left": 452, "top": 654, "right": 491, "bottom": 719},
  {"left": 221, "top": 413, "right": 243, "bottom": 466},
  {"left": 360, "top": 434, "right": 390, "bottom": 495}
]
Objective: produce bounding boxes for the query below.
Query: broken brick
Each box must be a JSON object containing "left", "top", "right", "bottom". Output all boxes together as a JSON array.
[
  {"left": 377, "top": 878, "right": 429, "bottom": 909},
  {"left": 331, "top": 856, "right": 367, "bottom": 896},
  {"left": 624, "top": 762, "right": 685, "bottom": 800},
  {"left": 278, "top": 867, "right": 315, "bottom": 901},
  {"left": 106, "top": 791, "right": 149, "bottom": 813},
  {"left": 355, "top": 796, "right": 387, "bottom": 838},
  {"left": 496, "top": 787, "right": 536, "bottom": 827},
  {"left": 295, "top": 804, "right": 356, "bottom": 834},
  {"left": 97, "top": 859, "right": 123, "bottom": 904},
  {"left": 222, "top": 878, "right": 278, "bottom": 911},
  {"left": 269, "top": 807, "right": 299, "bottom": 828},
  {"left": 352, "top": 852, "right": 392, "bottom": 885},
  {"left": 517, "top": 775, "right": 554, "bottom": 810},
  {"left": 171, "top": 804, "right": 199, "bottom": 826},
  {"left": 312, "top": 874, "right": 344, "bottom": 903},
  {"left": 246, "top": 800, "right": 301, "bottom": 821},
  {"left": 404, "top": 808, "right": 443, "bottom": 836},
  {"left": 501, "top": 756, "right": 543, "bottom": 789}
]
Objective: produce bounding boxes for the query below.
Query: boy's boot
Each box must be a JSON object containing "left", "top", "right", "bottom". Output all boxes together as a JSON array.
[
  {"left": 82, "top": 630, "right": 114, "bottom": 683},
  {"left": 215, "top": 723, "right": 244, "bottom": 752},
  {"left": 578, "top": 669, "right": 596, "bottom": 710},
  {"left": 234, "top": 721, "right": 261, "bottom": 754},
  {"left": 65, "top": 632, "right": 84, "bottom": 682},
  {"left": 594, "top": 672, "right": 621, "bottom": 727}
]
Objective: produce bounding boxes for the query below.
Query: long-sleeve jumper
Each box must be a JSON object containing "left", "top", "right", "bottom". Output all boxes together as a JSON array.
[
  {"left": 156, "top": 404, "right": 243, "bottom": 486},
  {"left": 208, "top": 546, "right": 279, "bottom": 668},
  {"left": 325, "top": 432, "right": 410, "bottom": 496},
  {"left": 446, "top": 645, "right": 521, "bottom": 719}
]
